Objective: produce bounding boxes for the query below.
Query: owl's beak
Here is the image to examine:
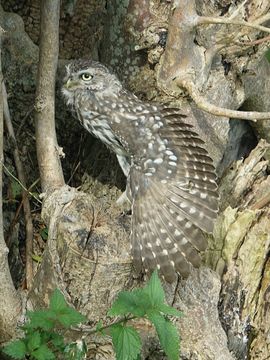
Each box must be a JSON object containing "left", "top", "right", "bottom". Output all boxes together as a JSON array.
[{"left": 64, "top": 78, "right": 72, "bottom": 89}]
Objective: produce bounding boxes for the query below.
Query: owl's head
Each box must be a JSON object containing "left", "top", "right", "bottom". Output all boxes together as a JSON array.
[{"left": 62, "top": 59, "right": 122, "bottom": 105}]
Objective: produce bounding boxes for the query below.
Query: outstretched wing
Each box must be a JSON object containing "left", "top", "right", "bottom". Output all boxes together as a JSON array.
[{"left": 129, "top": 109, "right": 218, "bottom": 283}]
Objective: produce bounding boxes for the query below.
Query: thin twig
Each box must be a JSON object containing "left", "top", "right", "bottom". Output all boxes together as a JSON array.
[
  {"left": 16, "top": 106, "right": 34, "bottom": 137},
  {"left": 235, "top": 35, "right": 270, "bottom": 46},
  {"left": 197, "top": 16, "right": 270, "bottom": 35},
  {"left": 250, "top": 193, "right": 270, "bottom": 210},
  {"left": 228, "top": 0, "right": 249, "bottom": 20},
  {"left": 179, "top": 80, "right": 270, "bottom": 121},
  {"left": 2, "top": 163, "right": 42, "bottom": 204},
  {"left": 67, "top": 161, "right": 81, "bottom": 185},
  {"left": 72, "top": 316, "right": 137, "bottom": 335},
  {"left": 5, "top": 178, "right": 41, "bottom": 248},
  {"left": 2, "top": 82, "right": 34, "bottom": 288},
  {"left": 254, "top": 13, "right": 270, "bottom": 25}
]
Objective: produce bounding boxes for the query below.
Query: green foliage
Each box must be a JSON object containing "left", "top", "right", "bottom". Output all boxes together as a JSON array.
[
  {"left": 63, "top": 341, "right": 88, "bottom": 360},
  {"left": 3, "top": 340, "right": 26, "bottom": 359},
  {"left": 32, "top": 254, "right": 42, "bottom": 263},
  {"left": 3, "top": 289, "right": 87, "bottom": 360},
  {"left": 110, "top": 324, "right": 141, "bottom": 360},
  {"left": 40, "top": 227, "right": 48, "bottom": 241},
  {"left": 10, "top": 180, "right": 22, "bottom": 199},
  {"left": 108, "top": 270, "right": 182, "bottom": 360},
  {"left": 265, "top": 48, "right": 270, "bottom": 62},
  {"left": 3, "top": 272, "right": 182, "bottom": 360},
  {"left": 148, "top": 312, "right": 180, "bottom": 360}
]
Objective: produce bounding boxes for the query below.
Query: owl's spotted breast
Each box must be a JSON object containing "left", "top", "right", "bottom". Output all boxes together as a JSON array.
[{"left": 62, "top": 59, "right": 219, "bottom": 283}]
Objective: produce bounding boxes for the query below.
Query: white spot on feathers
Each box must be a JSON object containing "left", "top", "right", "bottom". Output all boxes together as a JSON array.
[{"left": 154, "top": 158, "right": 163, "bottom": 164}]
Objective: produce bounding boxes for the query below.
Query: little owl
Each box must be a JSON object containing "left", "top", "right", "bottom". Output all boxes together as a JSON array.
[{"left": 62, "top": 59, "right": 218, "bottom": 283}]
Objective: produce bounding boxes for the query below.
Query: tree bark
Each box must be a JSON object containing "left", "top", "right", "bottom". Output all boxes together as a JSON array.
[
  {"left": 35, "top": 0, "right": 64, "bottom": 192},
  {"left": 0, "top": 32, "right": 21, "bottom": 344}
]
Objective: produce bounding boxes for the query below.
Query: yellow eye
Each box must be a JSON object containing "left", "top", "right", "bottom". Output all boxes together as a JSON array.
[{"left": 81, "top": 73, "right": 92, "bottom": 81}]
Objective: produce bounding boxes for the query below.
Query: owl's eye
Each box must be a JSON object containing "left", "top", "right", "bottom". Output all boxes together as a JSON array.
[{"left": 80, "top": 73, "right": 93, "bottom": 81}]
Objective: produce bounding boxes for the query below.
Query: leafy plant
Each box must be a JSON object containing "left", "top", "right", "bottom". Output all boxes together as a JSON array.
[
  {"left": 40, "top": 227, "right": 48, "bottom": 241},
  {"left": 3, "top": 289, "right": 87, "bottom": 360},
  {"left": 3, "top": 271, "right": 182, "bottom": 360},
  {"left": 107, "top": 270, "right": 182, "bottom": 360},
  {"left": 266, "top": 48, "right": 270, "bottom": 63},
  {"left": 10, "top": 180, "right": 22, "bottom": 199}
]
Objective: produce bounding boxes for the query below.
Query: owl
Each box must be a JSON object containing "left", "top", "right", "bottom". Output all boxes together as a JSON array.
[{"left": 62, "top": 59, "right": 218, "bottom": 283}]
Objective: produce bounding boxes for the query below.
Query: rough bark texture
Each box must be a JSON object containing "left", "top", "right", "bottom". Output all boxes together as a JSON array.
[
  {"left": 35, "top": 0, "right": 65, "bottom": 192},
  {"left": 208, "top": 140, "right": 270, "bottom": 360},
  {"left": 0, "top": 31, "right": 22, "bottom": 343},
  {"left": 1, "top": 0, "right": 270, "bottom": 358}
]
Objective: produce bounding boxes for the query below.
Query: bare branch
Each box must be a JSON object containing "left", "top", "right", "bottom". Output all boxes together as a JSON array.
[
  {"left": 35, "top": 0, "right": 64, "bottom": 192},
  {"left": 2, "top": 163, "right": 42, "bottom": 204},
  {"left": 235, "top": 35, "right": 270, "bottom": 46},
  {"left": 0, "top": 33, "right": 21, "bottom": 343},
  {"left": 179, "top": 80, "right": 270, "bottom": 121},
  {"left": 2, "top": 82, "right": 34, "bottom": 287},
  {"left": 197, "top": 16, "right": 270, "bottom": 35},
  {"left": 254, "top": 13, "right": 270, "bottom": 25},
  {"left": 251, "top": 192, "right": 270, "bottom": 210}
]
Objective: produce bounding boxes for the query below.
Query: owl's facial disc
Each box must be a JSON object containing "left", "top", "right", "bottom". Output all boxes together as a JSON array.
[{"left": 62, "top": 70, "right": 93, "bottom": 92}]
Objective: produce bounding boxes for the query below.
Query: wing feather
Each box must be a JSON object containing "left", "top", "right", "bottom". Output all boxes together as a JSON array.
[{"left": 129, "top": 108, "right": 218, "bottom": 282}]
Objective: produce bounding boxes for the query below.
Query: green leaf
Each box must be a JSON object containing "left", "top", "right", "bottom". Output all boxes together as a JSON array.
[
  {"left": 3, "top": 340, "right": 27, "bottom": 359},
  {"left": 157, "top": 304, "right": 182, "bottom": 317},
  {"left": 96, "top": 320, "right": 105, "bottom": 335},
  {"left": 148, "top": 312, "right": 180, "bottom": 360},
  {"left": 49, "top": 289, "right": 85, "bottom": 327},
  {"left": 32, "top": 254, "right": 43, "bottom": 263},
  {"left": 143, "top": 270, "right": 165, "bottom": 307},
  {"left": 108, "top": 289, "right": 148, "bottom": 317},
  {"left": 49, "top": 289, "right": 68, "bottom": 312},
  {"left": 26, "top": 331, "right": 41, "bottom": 352},
  {"left": 27, "top": 310, "right": 56, "bottom": 331},
  {"left": 11, "top": 180, "right": 22, "bottom": 199},
  {"left": 265, "top": 49, "right": 270, "bottom": 63},
  {"left": 64, "top": 340, "right": 87, "bottom": 360},
  {"left": 110, "top": 324, "right": 141, "bottom": 360},
  {"left": 57, "top": 307, "right": 86, "bottom": 328},
  {"left": 40, "top": 227, "right": 48, "bottom": 240},
  {"left": 32, "top": 344, "right": 55, "bottom": 360},
  {"left": 49, "top": 332, "right": 65, "bottom": 349}
]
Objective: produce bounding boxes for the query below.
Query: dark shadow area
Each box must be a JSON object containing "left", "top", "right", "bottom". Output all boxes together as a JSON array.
[{"left": 217, "top": 119, "right": 258, "bottom": 174}]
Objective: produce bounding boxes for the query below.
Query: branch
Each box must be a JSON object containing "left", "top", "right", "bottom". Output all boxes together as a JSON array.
[
  {"left": 35, "top": 0, "right": 64, "bottom": 192},
  {"left": 251, "top": 192, "right": 270, "bottom": 210},
  {"left": 0, "top": 32, "right": 21, "bottom": 342},
  {"left": 179, "top": 80, "right": 270, "bottom": 121},
  {"left": 79, "top": 316, "right": 137, "bottom": 336},
  {"left": 197, "top": 16, "right": 270, "bottom": 35},
  {"left": 2, "top": 163, "right": 42, "bottom": 204},
  {"left": 235, "top": 35, "right": 270, "bottom": 46},
  {"left": 254, "top": 13, "right": 270, "bottom": 25},
  {"left": 2, "top": 82, "right": 35, "bottom": 287}
]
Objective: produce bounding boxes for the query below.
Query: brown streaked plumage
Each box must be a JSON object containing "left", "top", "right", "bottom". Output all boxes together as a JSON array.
[{"left": 62, "top": 59, "right": 219, "bottom": 283}]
